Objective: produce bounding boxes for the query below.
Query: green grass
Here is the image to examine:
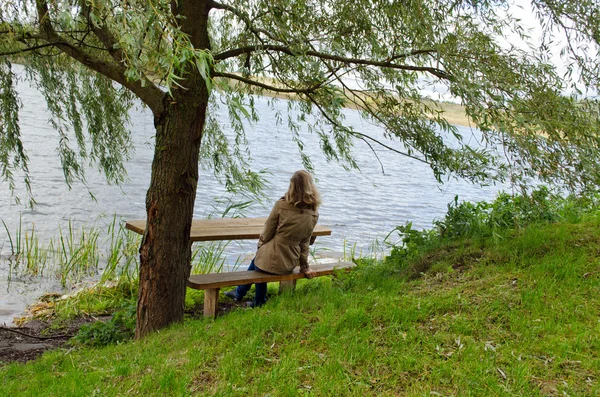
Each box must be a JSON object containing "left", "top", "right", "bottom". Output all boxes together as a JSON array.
[{"left": 2, "top": 216, "right": 600, "bottom": 396}]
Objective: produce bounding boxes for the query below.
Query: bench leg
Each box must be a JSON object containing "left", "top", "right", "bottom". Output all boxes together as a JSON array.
[
  {"left": 279, "top": 280, "right": 296, "bottom": 293},
  {"left": 204, "top": 288, "right": 220, "bottom": 318}
]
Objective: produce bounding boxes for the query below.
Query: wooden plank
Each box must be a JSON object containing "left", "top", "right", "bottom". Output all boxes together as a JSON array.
[
  {"left": 125, "top": 218, "right": 331, "bottom": 242},
  {"left": 203, "top": 288, "right": 220, "bottom": 318},
  {"left": 188, "top": 261, "right": 355, "bottom": 290}
]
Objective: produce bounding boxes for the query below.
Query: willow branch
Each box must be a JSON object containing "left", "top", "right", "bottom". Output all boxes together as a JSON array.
[
  {"left": 361, "top": 135, "right": 386, "bottom": 174},
  {"left": 211, "top": 1, "right": 281, "bottom": 43},
  {"left": 304, "top": 92, "right": 431, "bottom": 165},
  {"left": 35, "top": 0, "right": 165, "bottom": 114},
  {"left": 352, "top": 130, "right": 431, "bottom": 165},
  {"left": 0, "top": 42, "right": 62, "bottom": 56},
  {"left": 213, "top": 71, "right": 326, "bottom": 94},
  {"left": 309, "top": 44, "right": 427, "bottom": 153},
  {"left": 213, "top": 44, "right": 452, "bottom": 80}
]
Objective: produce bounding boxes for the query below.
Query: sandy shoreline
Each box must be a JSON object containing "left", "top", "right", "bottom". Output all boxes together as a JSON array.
[{"left": 220, "top": 75, "right": 474, "bottom": 128}]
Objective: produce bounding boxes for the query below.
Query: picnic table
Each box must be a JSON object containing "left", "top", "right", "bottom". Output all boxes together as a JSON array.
[
  {"left": 125, "top": 217, "right": 332, "bottom": 243},
  {"left": 125, "top": 217, "right": 354, "bottom": 317}
]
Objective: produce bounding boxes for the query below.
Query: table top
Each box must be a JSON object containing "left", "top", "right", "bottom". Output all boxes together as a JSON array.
[{"left": 125, "top": 217, "right": 332, "bottom": 242}]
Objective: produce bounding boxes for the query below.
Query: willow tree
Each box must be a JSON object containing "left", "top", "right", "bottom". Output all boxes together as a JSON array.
[{"left": 1, "top": 0, "right": 599, "bottom": 337}]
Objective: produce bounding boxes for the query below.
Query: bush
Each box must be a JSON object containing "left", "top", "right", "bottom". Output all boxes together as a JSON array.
[
  {"left": 384, "top": 222, "right": 437, "bottom": 267},
  {"left": 384, "top": 187, "right": 600, "bottom": 270},
  {"left": 72, "top": 303, "right": 136, "bottom": 347}
]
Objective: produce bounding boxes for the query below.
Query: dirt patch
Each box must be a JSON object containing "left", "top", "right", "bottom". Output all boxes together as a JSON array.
[
  {"left": 0, "top": 316, "right": 108, "bottom": 365},
  {"left": 0, "top": 298, "right": 253, "bottom": 365}
]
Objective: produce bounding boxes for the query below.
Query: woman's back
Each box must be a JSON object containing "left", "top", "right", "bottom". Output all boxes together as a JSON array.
[{"left": 254, "top": 198, "right": 319, "bottom": 274}]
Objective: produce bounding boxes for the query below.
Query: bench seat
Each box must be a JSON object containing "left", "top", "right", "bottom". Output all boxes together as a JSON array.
[{"left": 188, "top": 261, "right": 356, "bottom": 317}]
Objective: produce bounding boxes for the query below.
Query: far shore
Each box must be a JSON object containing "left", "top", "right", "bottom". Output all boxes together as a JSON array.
[
  {"left": 10, "top": 63, "right": 473, "bottom": 128},
  {"left": 219, "top": 75, "right": 474, "bottom": 128}
]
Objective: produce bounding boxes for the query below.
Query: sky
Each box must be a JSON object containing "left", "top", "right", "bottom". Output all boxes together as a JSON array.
[{"left": 420, "top": 0, "right": 598, "bottom": 103}]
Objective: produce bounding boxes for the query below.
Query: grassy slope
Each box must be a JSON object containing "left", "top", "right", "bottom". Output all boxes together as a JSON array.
[{"left": 2, "top": 219, "right": 600, "bottom": 396}]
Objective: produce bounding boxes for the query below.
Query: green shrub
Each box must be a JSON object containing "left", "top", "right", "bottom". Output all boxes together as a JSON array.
[
  {"left": 384, "top": 222, "right": 437, "bottom": 267},
  {"left": 384, "top": 187, "right": 600, "bottom": 271},
  {"left": 72, "top": 303, "right": 136, "bottom": 347}
]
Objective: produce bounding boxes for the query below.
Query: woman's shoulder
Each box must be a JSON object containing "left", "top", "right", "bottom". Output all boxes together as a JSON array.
[
  {"left": 274, "top": 197, "right": 286, "bottom": 207},
  {"left": 276, "top": 199, "right": 318, "bottom": 215}
]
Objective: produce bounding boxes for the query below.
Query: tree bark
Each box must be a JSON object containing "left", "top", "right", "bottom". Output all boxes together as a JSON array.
[
  {"left": 135, "top": 93, "right": 208, "bottom": 338},
  {"left": 135, "top": 0, "right": 212, "bottom": 339}
]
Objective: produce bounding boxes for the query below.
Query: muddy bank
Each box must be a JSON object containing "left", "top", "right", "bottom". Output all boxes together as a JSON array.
[
  {"left": 0, "top": 317, "right": 103, "bottom": 365},
  {"left": 0, "top": 299, "right": 246, "bottom": 365}
]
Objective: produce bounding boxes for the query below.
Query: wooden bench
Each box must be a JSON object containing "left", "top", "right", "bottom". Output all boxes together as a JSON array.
[
  {"left": 125, "top": 218, "right": 349, "bottom": 317},
  {"left": 188, "top": 261, "right": 356, "bottom": 317}
]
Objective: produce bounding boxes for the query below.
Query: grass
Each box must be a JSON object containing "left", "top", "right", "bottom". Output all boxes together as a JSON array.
[{"left": 1, "top": 212, "right": 599, "bottom": 396}]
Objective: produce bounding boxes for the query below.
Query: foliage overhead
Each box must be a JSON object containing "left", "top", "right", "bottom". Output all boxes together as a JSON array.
[{"left": 1, "top": 0, "right": 599, "bottom": 203}]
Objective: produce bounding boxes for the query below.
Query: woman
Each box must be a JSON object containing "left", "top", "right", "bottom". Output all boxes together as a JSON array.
[{"left": 225, "top": 170, "right": 321, "bottom": 307}]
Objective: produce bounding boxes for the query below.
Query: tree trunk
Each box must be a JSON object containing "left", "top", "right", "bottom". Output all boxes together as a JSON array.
[
  {"left": 134, "top": 0, "right": 211, "bottom": 339},
  {"left": 135, "top": 93, "right": 208, "bottom": 338}
]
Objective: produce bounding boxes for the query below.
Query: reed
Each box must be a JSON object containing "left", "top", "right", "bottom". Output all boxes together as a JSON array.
[
  {"left": 100, "top": 214, "right": 141, "bottom": 283},
  {"left": 2, "top": 216, "right": 50, "bottom": 280},
  {"left": 1, "top": 218, "right": 18, "bottom": 257},
  {"left": 57, "top": 221, "right": 101, "bottom": 287},
  {"left": 22, "top": 224, "right": 48, "bottom": 276},
  {"left": 1, "top": 216, "right": 141, "bottom": 289},
  {"left": 1, "top": 210, "right": 251, "bottom": 290},
  {"left": 191, "top": 241, "right": 250, "bottom": 274}
]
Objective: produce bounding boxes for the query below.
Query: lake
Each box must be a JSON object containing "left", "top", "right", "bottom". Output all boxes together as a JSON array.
[{"left": 0, "top": 65, "right": 506, "bottom": 324}]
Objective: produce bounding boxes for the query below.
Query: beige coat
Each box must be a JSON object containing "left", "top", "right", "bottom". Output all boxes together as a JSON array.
[{"left": 254, "top": 198, "right": 319, "bottom": 275}]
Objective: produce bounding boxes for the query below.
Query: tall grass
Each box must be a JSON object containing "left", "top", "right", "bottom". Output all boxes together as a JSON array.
[
  {"left": 1, "top": 196, "right": 259, "bottom": 292},
  {"left": 191, "top": 240, "right": 243, "bottom": 274},
  {"left": 383, "top": 186, "right": 600, "bottom": 273},
  {"left": 101, "top": 214, "right": 141, "bottom": 284},
  {"left": 1, "top": 217, "right": 253, "bottom": 289},
  {"left": 56, "top": 221, "right": 101, "bottom": 287},
  {"left": 1, "top": 216, "right": 140, "bottom": 288},
  {"left": 2, "top": 216, "right": 49, "bottom": 278}
]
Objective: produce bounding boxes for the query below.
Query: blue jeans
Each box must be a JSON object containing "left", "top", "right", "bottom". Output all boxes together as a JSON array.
[{"left": 234, "top": 259, "right": 269, "bottom": 306}]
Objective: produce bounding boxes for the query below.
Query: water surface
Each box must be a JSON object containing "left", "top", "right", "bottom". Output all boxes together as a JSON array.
[{"left": 0, "top": 65, "right": 507, "bottom": 323}]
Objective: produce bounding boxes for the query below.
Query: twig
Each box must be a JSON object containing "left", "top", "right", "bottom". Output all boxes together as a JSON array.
[{"left": 0, "top": 326, "right": 73, "bottom": 340}]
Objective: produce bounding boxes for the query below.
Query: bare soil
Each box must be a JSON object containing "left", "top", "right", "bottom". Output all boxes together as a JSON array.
[
  {"left": 0, "top": 299, "right": 249, "bottom": 365},
  {"left": 0, "top": 316, "right": 107, "bottom": 365}
]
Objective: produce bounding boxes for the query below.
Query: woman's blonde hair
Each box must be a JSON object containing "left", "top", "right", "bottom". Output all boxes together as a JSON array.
[{"left": 284, "top": 170, "right": 321, "bottom": 210}]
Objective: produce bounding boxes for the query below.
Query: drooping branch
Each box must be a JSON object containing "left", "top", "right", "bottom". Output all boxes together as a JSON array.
[
  {"left": 211, "top": 0, "right": 281, "bottom": 43},
  {"left": 212, "top": 71, "right": 326, "bottom": 94},
  {"left": 303, "top": 91, "right": 432, "bottom": 166},
  {"left": 34, "top": 0, "right": 165, "bottom": 114},
  {"left": 0, "top": 42, "right": 62, "bottom": 56},
  {"left": 361, "top": 135, "right": 387, "bottom": 174},
  {"left": 305, "top": 41, "right": 450, "bottom": 155},
  {"left": 252, "top": 44, "right": 425, "bottom": 167},
  {"left": 213, "top": 44, "right": 452, "bottom": 80},
  {"left": 352, "top": 131, "right": 431, "bottom": 166}
]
